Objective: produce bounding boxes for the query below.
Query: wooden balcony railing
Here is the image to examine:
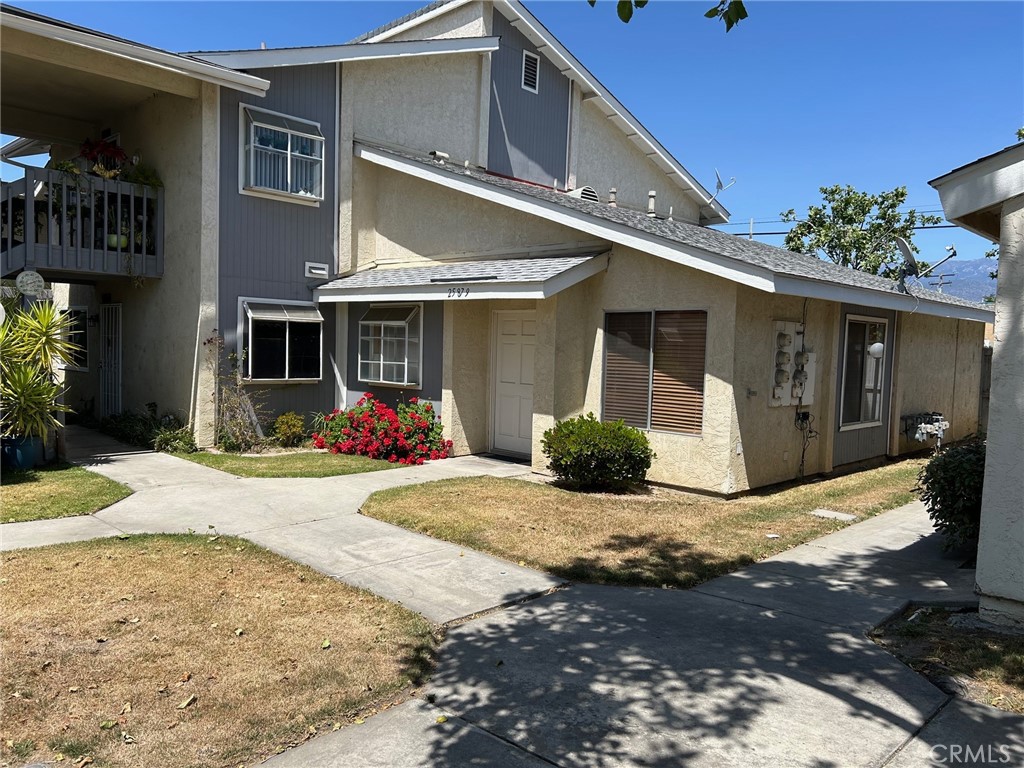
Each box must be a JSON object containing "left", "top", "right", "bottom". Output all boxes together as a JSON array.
[{"left": 1, "top": 165, "right": 164, "bottom": 280}]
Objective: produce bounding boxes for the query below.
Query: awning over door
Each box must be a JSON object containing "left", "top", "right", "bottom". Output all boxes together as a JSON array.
[{"left": 314, "top": 252, "right": 609, "bottom": 303}]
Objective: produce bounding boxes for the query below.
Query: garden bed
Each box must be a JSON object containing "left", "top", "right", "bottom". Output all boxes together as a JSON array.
[{"left": 0, "top": 535, "right": 436, "bottom": 767}]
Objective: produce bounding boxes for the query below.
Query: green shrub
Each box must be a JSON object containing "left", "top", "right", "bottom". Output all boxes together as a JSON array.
[
  {"left": 154, "top": 425, "right": 197, "bottom": 454},
  {"left": 541, "top": 412, "right": 654, "bottom": 491},
  {"left": 917, "top": 437, "right": 986, "bottom": 549},
  {"left": 273, "top": 411, "right": 306, "bottom": 448}
]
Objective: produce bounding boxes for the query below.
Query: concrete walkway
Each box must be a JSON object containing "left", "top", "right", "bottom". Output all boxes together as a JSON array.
[
  {"left": 0, "top": 427, "right": 560, "bottom": 623},
  {"left": 265, "top": 502, "right": 1023, "bottom": 768}
]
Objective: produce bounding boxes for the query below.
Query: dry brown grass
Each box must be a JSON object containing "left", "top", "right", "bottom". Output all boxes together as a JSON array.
[
  {"left": 1, "top": 464, "right": 131, "bottom": 523},
  {"left": 873, "top": 606, "right": 1024, "bottom": 714},
  {"left": 0, "top": 535, "right": 436, "bottom": 767},
  {"left": 362, "top": 458, "right": 925, "bottom": 589}
]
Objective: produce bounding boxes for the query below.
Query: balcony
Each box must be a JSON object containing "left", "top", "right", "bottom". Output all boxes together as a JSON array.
[{"left": 1, "top": 164, "right": 164, "bottom": 281}]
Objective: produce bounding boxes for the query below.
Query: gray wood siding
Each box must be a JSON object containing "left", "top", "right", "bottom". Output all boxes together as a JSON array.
[
  {"left": 218, "top": 64, "right": 338, "bottom": 424},
  {"left": 346, "top": 301, "right": 443, "bottom": 410},
  {"left": 488, "top": 12, "right": 570, "bottom": 187},
  {"left": 833, "top": 304, "right": 896, "bottom": 466}
]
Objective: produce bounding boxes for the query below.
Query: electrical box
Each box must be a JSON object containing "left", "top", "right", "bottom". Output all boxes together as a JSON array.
[{"left": 769, "top": 321, "right": 816, "bottom": 407}]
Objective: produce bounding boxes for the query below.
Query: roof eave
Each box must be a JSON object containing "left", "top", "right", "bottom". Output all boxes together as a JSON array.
[{"left": 0, "top": 7, "right": 269, "bottom": 96}]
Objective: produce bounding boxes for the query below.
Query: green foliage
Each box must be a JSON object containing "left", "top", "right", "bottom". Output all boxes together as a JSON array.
[
  {"left": 1016, "top": 127, "right": 1024, "bottom": 142},
  {"left": 589, "top": 0, "right": 747, "bottom": 31},
  {"left": 272, "top": 411, "right": 306, "bottom": 448},
  {"left": 917, "top": 438, "right": 986, "bottom": 550},
  {"left": 1, "top": 302, "right": 77, "bottom": 438},
  {"left": 103, "top": 405, "right": 193, "bottom": 453},
  {"left": 119, "top": 162, "right": 164, "bottom": 188},
  {"left": 781, "top": 185, "right": 942, "bottom": 277},
  {"left": 541, "top": 413, "right": 654, "bottom": 491}
]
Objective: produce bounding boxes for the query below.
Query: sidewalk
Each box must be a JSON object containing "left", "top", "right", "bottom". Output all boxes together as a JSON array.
[
  {"left": 265, "top": 502, "right": 1023, "bottom": 768},
  {"left": 1, "top": 428, "right": 560, "bottom": 624}
]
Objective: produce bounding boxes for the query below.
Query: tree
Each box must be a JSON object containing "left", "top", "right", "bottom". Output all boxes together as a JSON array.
[
  {"left": 780, "top": 185, "right": 942, "bottom": 277},
  {"left": 589, "top": 0, "right": 749, "bottom": 31}
]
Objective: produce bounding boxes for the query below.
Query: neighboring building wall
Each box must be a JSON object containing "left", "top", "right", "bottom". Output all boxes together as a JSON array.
[
  {"left": 487, "top": 12, "right": 570, "bottom": 187},
  {"left": 891, "top": 313, "right": 985, "bottom": 454},
  {"left": 219, "top": 64, "right": 339, "bottom": 425},
  {"left": 730, "top": 289, "right": 839, "bottom": 490},
  {"left": 574, "top": 100, "right": 701, "bottom": 223},
  {"left": 65, "top": 85, "right": 219, "bottom": 438}
]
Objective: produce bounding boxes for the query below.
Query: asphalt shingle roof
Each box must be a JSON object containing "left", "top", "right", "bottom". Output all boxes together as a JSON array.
[
  {"left": 346, "top": 0, "right": 454, "bottom": 44},
  {"left": 319, "top": 254, "right": 599, "bottom": 290},
  {"left": 357, "top": 143, "right": 987, "bottom": 315}
]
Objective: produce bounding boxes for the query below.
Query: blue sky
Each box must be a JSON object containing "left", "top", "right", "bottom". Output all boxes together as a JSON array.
[{"left": 6, "top": 1, "right": 1023, "bottom": 270}]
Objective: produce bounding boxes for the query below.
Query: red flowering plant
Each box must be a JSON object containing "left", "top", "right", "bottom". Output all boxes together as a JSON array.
[{"left": 311, "top": 393, "right": 453, "bottom": 465}]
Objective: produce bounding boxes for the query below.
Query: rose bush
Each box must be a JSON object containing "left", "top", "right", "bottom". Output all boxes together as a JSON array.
[{"left": 311, "top": 393, "right": 452, "bottom": 465}]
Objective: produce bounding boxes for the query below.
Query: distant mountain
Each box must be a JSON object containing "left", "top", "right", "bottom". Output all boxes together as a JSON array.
[{"left": 909, "top": 258, "right": 996, "bottom": 304}]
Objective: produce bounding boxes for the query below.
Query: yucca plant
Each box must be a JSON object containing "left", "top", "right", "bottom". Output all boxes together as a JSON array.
[{"left": 1, "top": 301, "right": 78, "bottom": 439}]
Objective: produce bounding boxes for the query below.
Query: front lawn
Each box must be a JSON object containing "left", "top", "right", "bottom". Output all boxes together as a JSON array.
[
  {"left": 0, "top": 535, "right": 436, "bottom": 767},
  {"left": 361, "top": 459, "right": 924, "bottom": 589},
  {"left": 1, "top": 463, "right": 132, "bottom": 523},
  {"left": 176, "top": 450, "right": 398, "bottom": 478}
]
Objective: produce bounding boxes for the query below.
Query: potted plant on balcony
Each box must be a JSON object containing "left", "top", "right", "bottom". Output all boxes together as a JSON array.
[
  {"left": 0, "top": 301, "right": 76, "bottom": 469},
  {"left": 80, "top": 137, "right": 127, "bottom": 180}
]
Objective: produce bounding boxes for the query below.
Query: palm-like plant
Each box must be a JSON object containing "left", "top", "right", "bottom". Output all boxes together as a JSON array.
[{"left": 1, "top": 302, "right": 78, "bottom": 438}]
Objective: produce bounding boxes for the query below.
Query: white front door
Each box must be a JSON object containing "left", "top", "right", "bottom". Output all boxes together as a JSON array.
[
  {"left": 492, "top": 312, "right": 536, "bottom": 456},
  {"left": 99, "top": 304, "right": 122, "bottom": 417}
]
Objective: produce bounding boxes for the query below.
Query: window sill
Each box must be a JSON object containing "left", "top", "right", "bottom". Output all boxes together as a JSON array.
[
  {"left": 839, "top": 420, "right": 884, "bottom": 432},
  {"left": 358, "top": 380, "right": 422, "bottom": 390},
  {"left": 240, "top": 186, "right": 322, "bottom": 207}
]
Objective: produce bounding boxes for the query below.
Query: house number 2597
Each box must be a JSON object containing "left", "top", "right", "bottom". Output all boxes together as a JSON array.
[{"left": 447, "top": 287, "right": 470, "bottom": 298}]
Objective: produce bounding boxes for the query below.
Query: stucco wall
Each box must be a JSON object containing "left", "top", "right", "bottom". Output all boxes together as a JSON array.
[
  {"left": 367, "top": 166, "right": 599, "bottom": 267},
  {"left": 574, "top": 101, "right": 701, "bottom": 223},
  {"left": 346, "top": 53, "right": 486, "bottom": 163},
  {"left": 730, "top": 288, "right": 839, "bottom": 490},
  {"left": 387, "top": 1, "right": 490, "bottom": 41},
  {"left": 565, "top": 247, "right": 739, "bottom": 493},
  {"left": 891, "top": 313, "right": 984, "bottom": 454}
]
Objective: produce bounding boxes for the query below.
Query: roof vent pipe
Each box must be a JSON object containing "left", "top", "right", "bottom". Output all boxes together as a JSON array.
[
  {"left": 608, "top": 188, "right": 617, "bottom": 207},
  {"left": 647, "top": 190, "right": 657, "bottom": 217},
  {"left": 668, "top": 206, "right": 674, "bottom": 222}
]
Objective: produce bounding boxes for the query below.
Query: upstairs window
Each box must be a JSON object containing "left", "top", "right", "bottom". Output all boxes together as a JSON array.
[
  {"left": 243, "top": 301, "right": 323, "bottom": 381},
  {"left": 521, "top": 50, "right": 540, "bottom": 93},
  {"left": 603, "top": 310, "right": 708, "bottom": 435},
  {"left": 358, "top": 304, "right": 421, "bottom": 387},
  {"left": 242, "top": 106, "right": 324, "bottom": 202}
]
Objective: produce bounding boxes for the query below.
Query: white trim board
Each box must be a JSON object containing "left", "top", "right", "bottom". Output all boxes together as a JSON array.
[
  {"left": 192, "top": 36, "right": 500, "bottom": 70},
  {"left": 1, "top": 9, "right": 269, "bottom": 97},
  {"left": 354, "top": 143, "right": 994, "bottom": 324}
]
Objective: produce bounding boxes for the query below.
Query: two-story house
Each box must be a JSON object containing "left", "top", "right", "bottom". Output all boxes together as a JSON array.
[{"left": 1, "top": 0, "right": 991, "bottom": 494}]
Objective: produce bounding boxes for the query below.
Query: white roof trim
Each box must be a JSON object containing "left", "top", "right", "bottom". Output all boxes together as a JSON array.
[
  {"left": 355, "top": 143, "right": 773, "bottom": 292},
  {"left": 193, "top": 36, "right": 500, "bottom": 70},
  {"left": 359, "top": 0, "right": 476, "bottom": 43},
  {"left": 928, "top": 143, "right": 1024, "bottom": 233},
  {"left": 1, "top": 10, "right": 270, "bottom": 97},
  {"left": 354, "top": 0, "right": 728, "bottom": 224},
  {"left": 317, "top": 254, "right": 610, "bottom": 303},
  {"left": 355, "top": 143, "right": 994, "bottom": 324}
]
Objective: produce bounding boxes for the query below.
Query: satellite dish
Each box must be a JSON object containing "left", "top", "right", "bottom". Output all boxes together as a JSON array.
[
  {"left": 709, "top": 169, "right": 736, "bottom": 203},
  {"left": 895, "top": 237, "right": 919, "bottom": 277}
]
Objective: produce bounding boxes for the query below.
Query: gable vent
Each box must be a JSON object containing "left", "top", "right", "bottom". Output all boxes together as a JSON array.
[
  {"left": 567, "top": 185, "right": 600, "bottom": 203},
  {"left": 522, "top": 51, "right": 540, "bottom": 93}
]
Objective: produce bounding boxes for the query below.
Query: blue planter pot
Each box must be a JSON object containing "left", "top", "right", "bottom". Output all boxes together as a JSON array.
[{"left": 1, "top": 436, "right": 38, "bottom": 470}]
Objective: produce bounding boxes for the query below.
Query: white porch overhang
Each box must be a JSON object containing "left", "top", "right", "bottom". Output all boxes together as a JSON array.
[
  {"left": 315, "top": 253, "right": 609, "bottom": 303},
  {"left": 929, "top": 143, "right": 1024, "bottom": 243}
]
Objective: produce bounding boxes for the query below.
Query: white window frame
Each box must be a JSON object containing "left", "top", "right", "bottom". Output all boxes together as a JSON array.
[
  {"left": 238, "top": 104, "right": 325, "bottom": 206},
  {"left": 838, "top": 314, "right": 888, "bottom": 431},
  {"left": 61, "top": 305, "right": 89, "bottom": 372},
  {"left": 521, "top": 50, "right": 540, "bottom": 94},
  {"left": 357, "top": 303, "right": 423, "bottom": 389},
  {"left": 238, "top": 297, "right": 323, "bottom": 383}
]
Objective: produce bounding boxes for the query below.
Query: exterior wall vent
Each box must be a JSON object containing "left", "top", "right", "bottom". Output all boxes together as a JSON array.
[
  {"left": 304, "top": 261, "right": 329, "bottom": 279},
  {"left": 567, "top": 185, "right": 600, "bottom": 203},
  {"left": 521, "top": 50, "right": 540, "bottom": 94}
]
